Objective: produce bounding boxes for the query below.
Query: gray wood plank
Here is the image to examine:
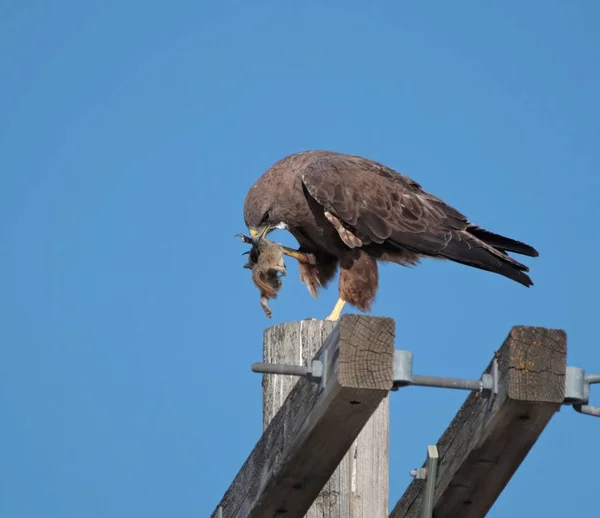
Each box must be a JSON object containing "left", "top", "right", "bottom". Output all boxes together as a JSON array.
[{"left": 390, "top": 326, "right": 567, "bottom": 518}]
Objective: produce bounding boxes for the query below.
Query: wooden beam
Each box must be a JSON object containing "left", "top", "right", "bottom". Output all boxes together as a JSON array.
[
  {"left": 263, "top": 319, "right": 390, "bottom": 518},
  {"left": 390, "top": 326, "right": 567, "bottom": 518},
  {"left": 212, "top": 314, "right": 396, "bottom": 518}
]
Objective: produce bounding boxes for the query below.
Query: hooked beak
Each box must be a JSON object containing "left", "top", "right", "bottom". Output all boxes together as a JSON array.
[{"left": 249, "top": 225, "right": 270, "bottom": 240}]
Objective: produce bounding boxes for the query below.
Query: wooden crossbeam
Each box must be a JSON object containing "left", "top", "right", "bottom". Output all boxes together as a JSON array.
[
  {"left": 390, "top": 326, "right": 567, "bottom": 518},
  {"left": 211, "top": 315, "right": 396, "bottom": 518}
]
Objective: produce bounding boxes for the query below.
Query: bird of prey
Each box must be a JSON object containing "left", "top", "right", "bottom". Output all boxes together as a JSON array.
[{"left": 243, "top": 150, "right": 539, "bottom": 321}]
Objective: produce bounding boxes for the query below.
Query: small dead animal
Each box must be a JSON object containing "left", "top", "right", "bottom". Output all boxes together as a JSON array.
[{"left": 236, "top": 233, "right": 287, "bottom": 318}]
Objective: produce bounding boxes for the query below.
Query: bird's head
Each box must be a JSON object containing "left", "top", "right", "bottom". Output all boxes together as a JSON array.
[{"left": 243, "top": 183, "right": 288, "bottom": 239}]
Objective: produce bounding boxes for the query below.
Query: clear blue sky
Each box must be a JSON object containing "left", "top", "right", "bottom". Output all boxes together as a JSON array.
[{"left": 1, "top": 1, "right": 598, "bottom": 517}]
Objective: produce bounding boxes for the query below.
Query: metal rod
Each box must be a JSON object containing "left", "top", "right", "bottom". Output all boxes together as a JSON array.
[
  {"left": 586, "top": 374, "right": 600, "bottom": 384},
  {"left": 251, "top": 362, "right": 309, "bottom": 376},
  {"left": 574, "top": 404, "right": 600, "bottom": 417},
  {"left": 251, "top": 354, "right": 600, "bottom": 417},
  {"left": 411, "top": 374, "right": 482, "bottom": 392},
  {"left": 420, "top": 445, "right": 439, "bottom": 518}
]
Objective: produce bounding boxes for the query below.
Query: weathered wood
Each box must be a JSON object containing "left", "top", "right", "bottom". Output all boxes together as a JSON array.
[
  {"left": 263, "top": 319, "right": 390, "bottom": 518},
  {"left": 390, "top": 326, "right": 567, "bottom": 518},
  {"left": 212, "top": 314, "right": 395, "bottom": 518},
  {"left": 262, "top": 320, "right": 337, "bottom": 425}
]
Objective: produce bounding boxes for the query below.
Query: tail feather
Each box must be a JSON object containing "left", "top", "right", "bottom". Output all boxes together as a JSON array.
[
  {"left": 385, "top": 223, "right": 538, "bottom": 287},
  {"left": 466, "top": 225, "right": 539, "bottom": 257},
  {"left": 441, "top": 233, "right": 534, "bottom": 287},
  {"left": 449, "top": 254, "right": 534, "bottom": 287}
]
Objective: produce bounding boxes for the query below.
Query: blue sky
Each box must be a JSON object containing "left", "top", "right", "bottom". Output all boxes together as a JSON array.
[{"left": 1, "top": 1, "right": 599, "bottom": 516}]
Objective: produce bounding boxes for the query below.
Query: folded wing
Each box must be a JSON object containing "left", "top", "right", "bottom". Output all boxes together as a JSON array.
[{"left": 301, "top": 154, "right": 537, "bottom": 286}]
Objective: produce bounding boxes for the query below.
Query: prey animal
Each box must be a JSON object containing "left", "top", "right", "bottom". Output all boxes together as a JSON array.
[{"left": 237, "top": 233, "right": 288, "bottom": 318}]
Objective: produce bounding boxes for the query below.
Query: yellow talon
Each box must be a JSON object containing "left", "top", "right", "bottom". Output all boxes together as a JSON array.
[{"left": 325, "top": 298, "right": 346, "bottom": 321}]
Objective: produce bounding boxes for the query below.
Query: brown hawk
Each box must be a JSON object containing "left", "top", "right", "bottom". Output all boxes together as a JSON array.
[{"left": 243, "top": 150, "right": 538, "bottom": 321}]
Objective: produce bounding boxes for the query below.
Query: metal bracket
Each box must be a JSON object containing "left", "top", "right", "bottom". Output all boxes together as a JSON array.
[
  {"left": 563, "top": 367, "right": 600, "bottom": 417},
  {"left": 409, "top": 445, "right": 439, "bottom": 518},
  {"left": 392, "top": 350, "right": 499, "bottom": 395},
  {"left": 251, "top": 349, "right": 329, "bottom": 390}
]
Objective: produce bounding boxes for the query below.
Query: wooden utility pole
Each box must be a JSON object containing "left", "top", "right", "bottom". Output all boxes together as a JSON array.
[
  {"left": 212, "top": 315, "right": 395, "bottom": 518},
  {"left": 263, "top": 318, "right": 391, "bottom": 518},
  {"left": 211, "top": 320, "right": 572, "bottom": 518}
]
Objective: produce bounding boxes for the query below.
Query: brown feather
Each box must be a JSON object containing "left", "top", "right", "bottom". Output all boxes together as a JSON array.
[
  {"left": 299, "top": 258, "right": 339, "bottom": 298},
  {"left": 339, "top": 249, "right": 378, "bottom": 312}
]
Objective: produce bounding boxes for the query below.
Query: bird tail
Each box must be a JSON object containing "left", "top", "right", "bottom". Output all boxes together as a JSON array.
[
  {"left": 441, "top": 228, "right": 538, "bottom": 287},
  {"left": 466, "top": 225, "right": 539, "bottom": 257}
]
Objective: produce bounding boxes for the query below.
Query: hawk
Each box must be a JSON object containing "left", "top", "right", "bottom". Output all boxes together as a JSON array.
[{"left": 243, "top": 150, "right": 538, "bottom": 321}]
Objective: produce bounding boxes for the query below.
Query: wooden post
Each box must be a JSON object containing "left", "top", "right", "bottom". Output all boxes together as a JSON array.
[
  {"left": 390, "top": 326, "right": 567, "bottom": 518},
  {"left": 263, "top": 318, "right": 391, "bottom": 518},
  {"left": 211, "top": 314, "right": 395, "bottom": 518},
  {"left": 212, "top": 321, "right": 568, "bottom": 518}
]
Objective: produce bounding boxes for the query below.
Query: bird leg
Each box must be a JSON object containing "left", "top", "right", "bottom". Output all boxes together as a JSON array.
[
  {"left": 280, "top": 246, "right": 317, "bottom": 265},
  {"left": 325, "top": 297, "right": 346, "bottom": 321}
]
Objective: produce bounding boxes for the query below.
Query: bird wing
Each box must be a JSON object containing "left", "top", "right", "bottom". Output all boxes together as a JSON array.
[{"left": 300, "top": 154, "right": 470, "bottom": 255}]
